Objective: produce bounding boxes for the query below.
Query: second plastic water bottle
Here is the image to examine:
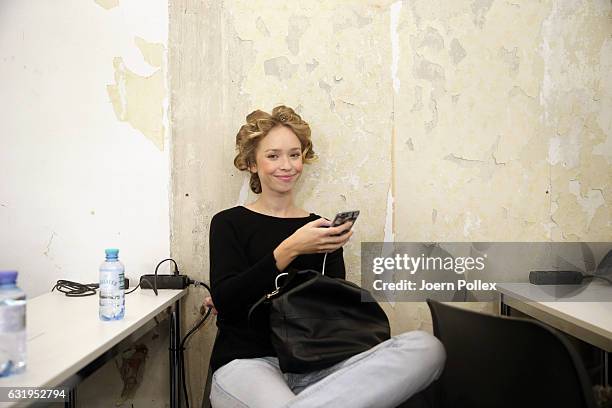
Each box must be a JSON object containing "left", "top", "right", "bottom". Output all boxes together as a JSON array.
[
  {"left": 99, "top": 249, "right": 125, "bottom": 321},
  {"left": 0, "top": 270, "right": 26, "bottom": 377}
]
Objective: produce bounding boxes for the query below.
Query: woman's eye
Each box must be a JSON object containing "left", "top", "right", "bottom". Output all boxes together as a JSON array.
[
  {"left": 267, "top": 155, "right": 278, "bottom": 159},
  {"left": 291, "top": 153, "right": 301, "bottom": 158}
]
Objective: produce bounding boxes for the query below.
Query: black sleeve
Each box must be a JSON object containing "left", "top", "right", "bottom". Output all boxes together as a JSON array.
[{"left": 209, "top": 213, "right": 280, "bottom": 318}]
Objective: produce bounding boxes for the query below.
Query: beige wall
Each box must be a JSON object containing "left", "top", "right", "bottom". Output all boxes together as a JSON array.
[{"left": 170, "top": 0, "right": 611, "bottom": 405}]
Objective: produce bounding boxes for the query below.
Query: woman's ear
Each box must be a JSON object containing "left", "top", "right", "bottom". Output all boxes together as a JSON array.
[{"left": 249, "top": 162, "right": 257, "bottom": 173}]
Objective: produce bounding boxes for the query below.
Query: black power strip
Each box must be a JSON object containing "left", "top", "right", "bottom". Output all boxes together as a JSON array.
[{"left": 139, "top": 274, "right": 190, "bottom": 290}]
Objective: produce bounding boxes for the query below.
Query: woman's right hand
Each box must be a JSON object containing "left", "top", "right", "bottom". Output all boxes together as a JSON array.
[
  {"left": 289, "top": 218, "right": 354, "bottom": 254},
  {"left": 274, "top": 218, "right": 354, "bottom": 271}
]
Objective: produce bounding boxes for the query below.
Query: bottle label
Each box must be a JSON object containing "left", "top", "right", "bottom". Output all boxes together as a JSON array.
[
  {"left": 99, "top": 268, "right": 125, "bottom": 318},
  {"left": 0, "top": 299, "right": 26, "bottom": 332}
]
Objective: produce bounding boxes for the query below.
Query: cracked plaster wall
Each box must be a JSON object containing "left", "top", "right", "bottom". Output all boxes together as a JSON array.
[{"left": 171, "top": 0, "right": 611, "bottom": 403}]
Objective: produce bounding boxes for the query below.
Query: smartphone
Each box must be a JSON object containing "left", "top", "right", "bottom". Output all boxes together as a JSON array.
[{"left": 329, "top": 210, "right": 360, "bottom": 233}]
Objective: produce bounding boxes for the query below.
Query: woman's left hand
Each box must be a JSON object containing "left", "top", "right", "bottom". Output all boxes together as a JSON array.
[{"left": 202, "top": 296, "right": 218, "bottom": 315}]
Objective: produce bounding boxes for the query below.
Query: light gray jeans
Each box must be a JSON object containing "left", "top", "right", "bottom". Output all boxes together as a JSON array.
[{"left": 210, "top": 331, "right": 445, "bottom": 408}]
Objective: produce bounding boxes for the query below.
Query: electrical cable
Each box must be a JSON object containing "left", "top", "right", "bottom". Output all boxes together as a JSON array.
[
  {"left": 125, "top": 283, "right": 140, "bottom": 294},
  {"left": 148, "top": 258, "right": 180, "bottom": 295},
  {"left": 322, "top": 252, "right": 328, "bottom": 275},
  {"left": 179, "top": 279, "right": 212, "bottom": 408},
  {"left": 51, "top": 280, "right": 97, "bottom": 297},
  {"left": 51, "top": 279, "right": 136, "bottom": 297},
  {"left": 583, "top": 274, "right": 612, "bottom": 285}
]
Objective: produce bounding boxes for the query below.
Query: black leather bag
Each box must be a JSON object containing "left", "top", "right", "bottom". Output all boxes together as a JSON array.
[{"left": 249, "top": 269, "right": 390, "bottom": 374}]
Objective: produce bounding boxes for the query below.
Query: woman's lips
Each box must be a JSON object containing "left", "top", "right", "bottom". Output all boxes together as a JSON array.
[{"left": 275, "top": 175, "right": 294, "bottom": 182}]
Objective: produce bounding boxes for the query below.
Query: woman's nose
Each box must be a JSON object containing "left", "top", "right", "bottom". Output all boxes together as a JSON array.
[{"left": 280, "top": 155, "right": 292, "bottom": 169}]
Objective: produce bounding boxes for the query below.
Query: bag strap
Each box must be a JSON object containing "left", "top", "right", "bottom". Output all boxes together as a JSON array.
[{"left": 247, "top": 268, "right": 317, "bottom": 326}]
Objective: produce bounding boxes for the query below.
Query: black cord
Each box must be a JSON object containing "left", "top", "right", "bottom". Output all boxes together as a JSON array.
[
  {"left": 52, "top": 279, "right": 137, "bottom": 296},
  {"left": 151, "top": 258, "right": 180, "bottom": 296},
  {"left": 179, "top": 280, "right": 212, "bottom": 408},
  {"left": 584, "top": 274, "right": 612, "bottom": 285},
  {"left": 51, "top": 280, "right": 97, "bottom": 297},
  {"left": 125, "top": 283, "right": 140, "bottom": 294}
]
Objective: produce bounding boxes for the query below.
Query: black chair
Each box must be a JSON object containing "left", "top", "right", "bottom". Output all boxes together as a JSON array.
[{"left": 426, "top": 300, "right": 597, "bottom": 408}]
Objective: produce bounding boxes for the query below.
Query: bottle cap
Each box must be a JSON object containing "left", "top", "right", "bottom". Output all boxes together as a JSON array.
[
  {"left": 105, "top": 248, "right": 119, "bottom": 259},
  {"left": 0, "top": 270, "right": 18, "bottom": 285}
]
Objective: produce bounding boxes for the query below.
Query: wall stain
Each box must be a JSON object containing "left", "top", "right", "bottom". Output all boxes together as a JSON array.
[
  {"left": 94, "top": 0, "right": 119, "bottom": 10},
  {"left": 286, "top": 15, "right": 310, "bottom": 55},
  {"left": 263, "top": 56, "right": 298, "bottom": 80},
  {"left": 107, "top": 56, "right": 166, "bottom": 150},
  {"left": 135, "top": 37, "right": 164, "bottom": 68}
]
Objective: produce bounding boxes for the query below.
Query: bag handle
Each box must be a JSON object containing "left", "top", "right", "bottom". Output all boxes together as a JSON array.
[
  {"left": 247, "top": 254, "right": 329, "bottom": 326},
  {"left": 247, "top": 268, "right": 297, "bottom": 326},
  {"left": 247, "top": 268, "right": 319, "bottom": 326}
]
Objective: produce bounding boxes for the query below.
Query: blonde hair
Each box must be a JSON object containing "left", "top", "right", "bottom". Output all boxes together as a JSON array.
[{"left": 234, "top": 105, "right": 316, "bottom": 193}]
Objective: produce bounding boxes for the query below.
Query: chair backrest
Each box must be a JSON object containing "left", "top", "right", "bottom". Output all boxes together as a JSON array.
[{"left": 426, "top": 300, "right": 597, "bottom": 408}]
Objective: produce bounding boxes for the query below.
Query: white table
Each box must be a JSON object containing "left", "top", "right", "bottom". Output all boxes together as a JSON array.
[
  {"left": 498, "top": 281, "right": 612, "bottom": 385},
  {"left": 0, "top": 288, "right": 187, "bottom": 407}
]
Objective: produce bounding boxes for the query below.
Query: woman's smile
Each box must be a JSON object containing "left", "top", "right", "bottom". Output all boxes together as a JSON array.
[{"left": 275, "top": 174, "right": 295, "bottom": 182}]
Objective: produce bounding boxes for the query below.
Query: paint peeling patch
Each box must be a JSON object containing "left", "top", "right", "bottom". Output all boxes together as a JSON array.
[
  {"left": 592, "top": 136, "right": 612, "bottom": 164},
  {"left": 135, "top": 37, "right": 164, "bottom": 68},
  {"left": 94, "top": 0, "right": 119, "bottom": 10},
  {"left": 306, "top": 59, "right": 319, "bottom": 73},
  {"left": 107, "top": 57, "right": 165, "bottom": 150},
  {"left": 417, "top": 27, "right": 444, "bottom": 52},
  {"left": 463, "top": 212, "right": 481, "bottom": 237},
  {"left": 414, "top": 57, "right": 445, "bottom": 93},
  {"left": 568, "top": 180, "right": 605, "bottom": 227},
  {"left": 450, "top": 39, "right": 467, "bottom": 65},
  {"left": 263, "top": 57, "right": 298, "bottom": 80},
  {"left": 425, "top": 96, "right": 438, "bottom": 133},
  {"left": 334, "top": 10, "right": 373, "bottom": 33},
  {"left": 354, "top": 10, "right": 373, "bottom": 28},
  {"left": 498, "top": 46, "right": 520, "bottom": 76},
  {"left": 390, "top": 1, "right": 402, "bottom": 94},
  {"left": 406, "top": 138, "right": 414, "bottom": 151},
  {"left": 286, "top": 15, "right": 310, "bottom": 56},
  {"left": 411, "top": 86, "right": 423, "bottom": 112},
  {"left": 318, "top": 79, "right": 335, "bottom": 110},
  {"left": 256, "top": 17, "right": 270, "bottom": 37},
  {"left": 547, "top": 132, "right": 581, "bottom": 168},
  {"left": 471, "top": 0, "right": 494, "bottom": 28}
]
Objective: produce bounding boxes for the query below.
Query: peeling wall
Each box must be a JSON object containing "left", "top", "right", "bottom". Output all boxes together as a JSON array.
[
  {"left": 170, "top": 0, "right": 611, "bottom": 404},
  {"left": 1, "top": 0, "right": 171, "bottom": 406}
]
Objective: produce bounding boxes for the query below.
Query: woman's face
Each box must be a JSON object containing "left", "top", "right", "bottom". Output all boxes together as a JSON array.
[{"left": 251, "top": 125, "right": 304, "bottom": 195}]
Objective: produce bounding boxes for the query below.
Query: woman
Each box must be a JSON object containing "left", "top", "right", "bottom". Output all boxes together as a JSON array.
[{"left": 207, "top": 106, "right": 445, "bottom": 408}]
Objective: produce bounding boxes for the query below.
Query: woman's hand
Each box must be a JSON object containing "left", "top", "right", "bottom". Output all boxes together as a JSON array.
[
  {"left": 273, "top": 218, "right": 354, "bottom": 271},
  {"left": 289, "top": 218, "right": 354, "bottom": 254},
  {"left": 202, "top": 296, "right": 218, "bottom": 315}
]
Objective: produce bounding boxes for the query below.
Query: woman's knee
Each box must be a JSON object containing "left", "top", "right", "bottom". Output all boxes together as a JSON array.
[{"left": 397, "top": 330, "right": 446, "bottom": 372}]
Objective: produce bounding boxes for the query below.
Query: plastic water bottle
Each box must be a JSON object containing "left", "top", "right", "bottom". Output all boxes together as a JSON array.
[
  {"left": 0, "top": 270, "right": 26, "bottom": 377},
  {"left": 99, "top": 249, "right": 125, "bottom": 321}
]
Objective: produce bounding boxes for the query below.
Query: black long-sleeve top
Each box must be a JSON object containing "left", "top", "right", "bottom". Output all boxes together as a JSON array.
[{"left": 209, "top": 206, "right": 346, "bottom": 372}]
